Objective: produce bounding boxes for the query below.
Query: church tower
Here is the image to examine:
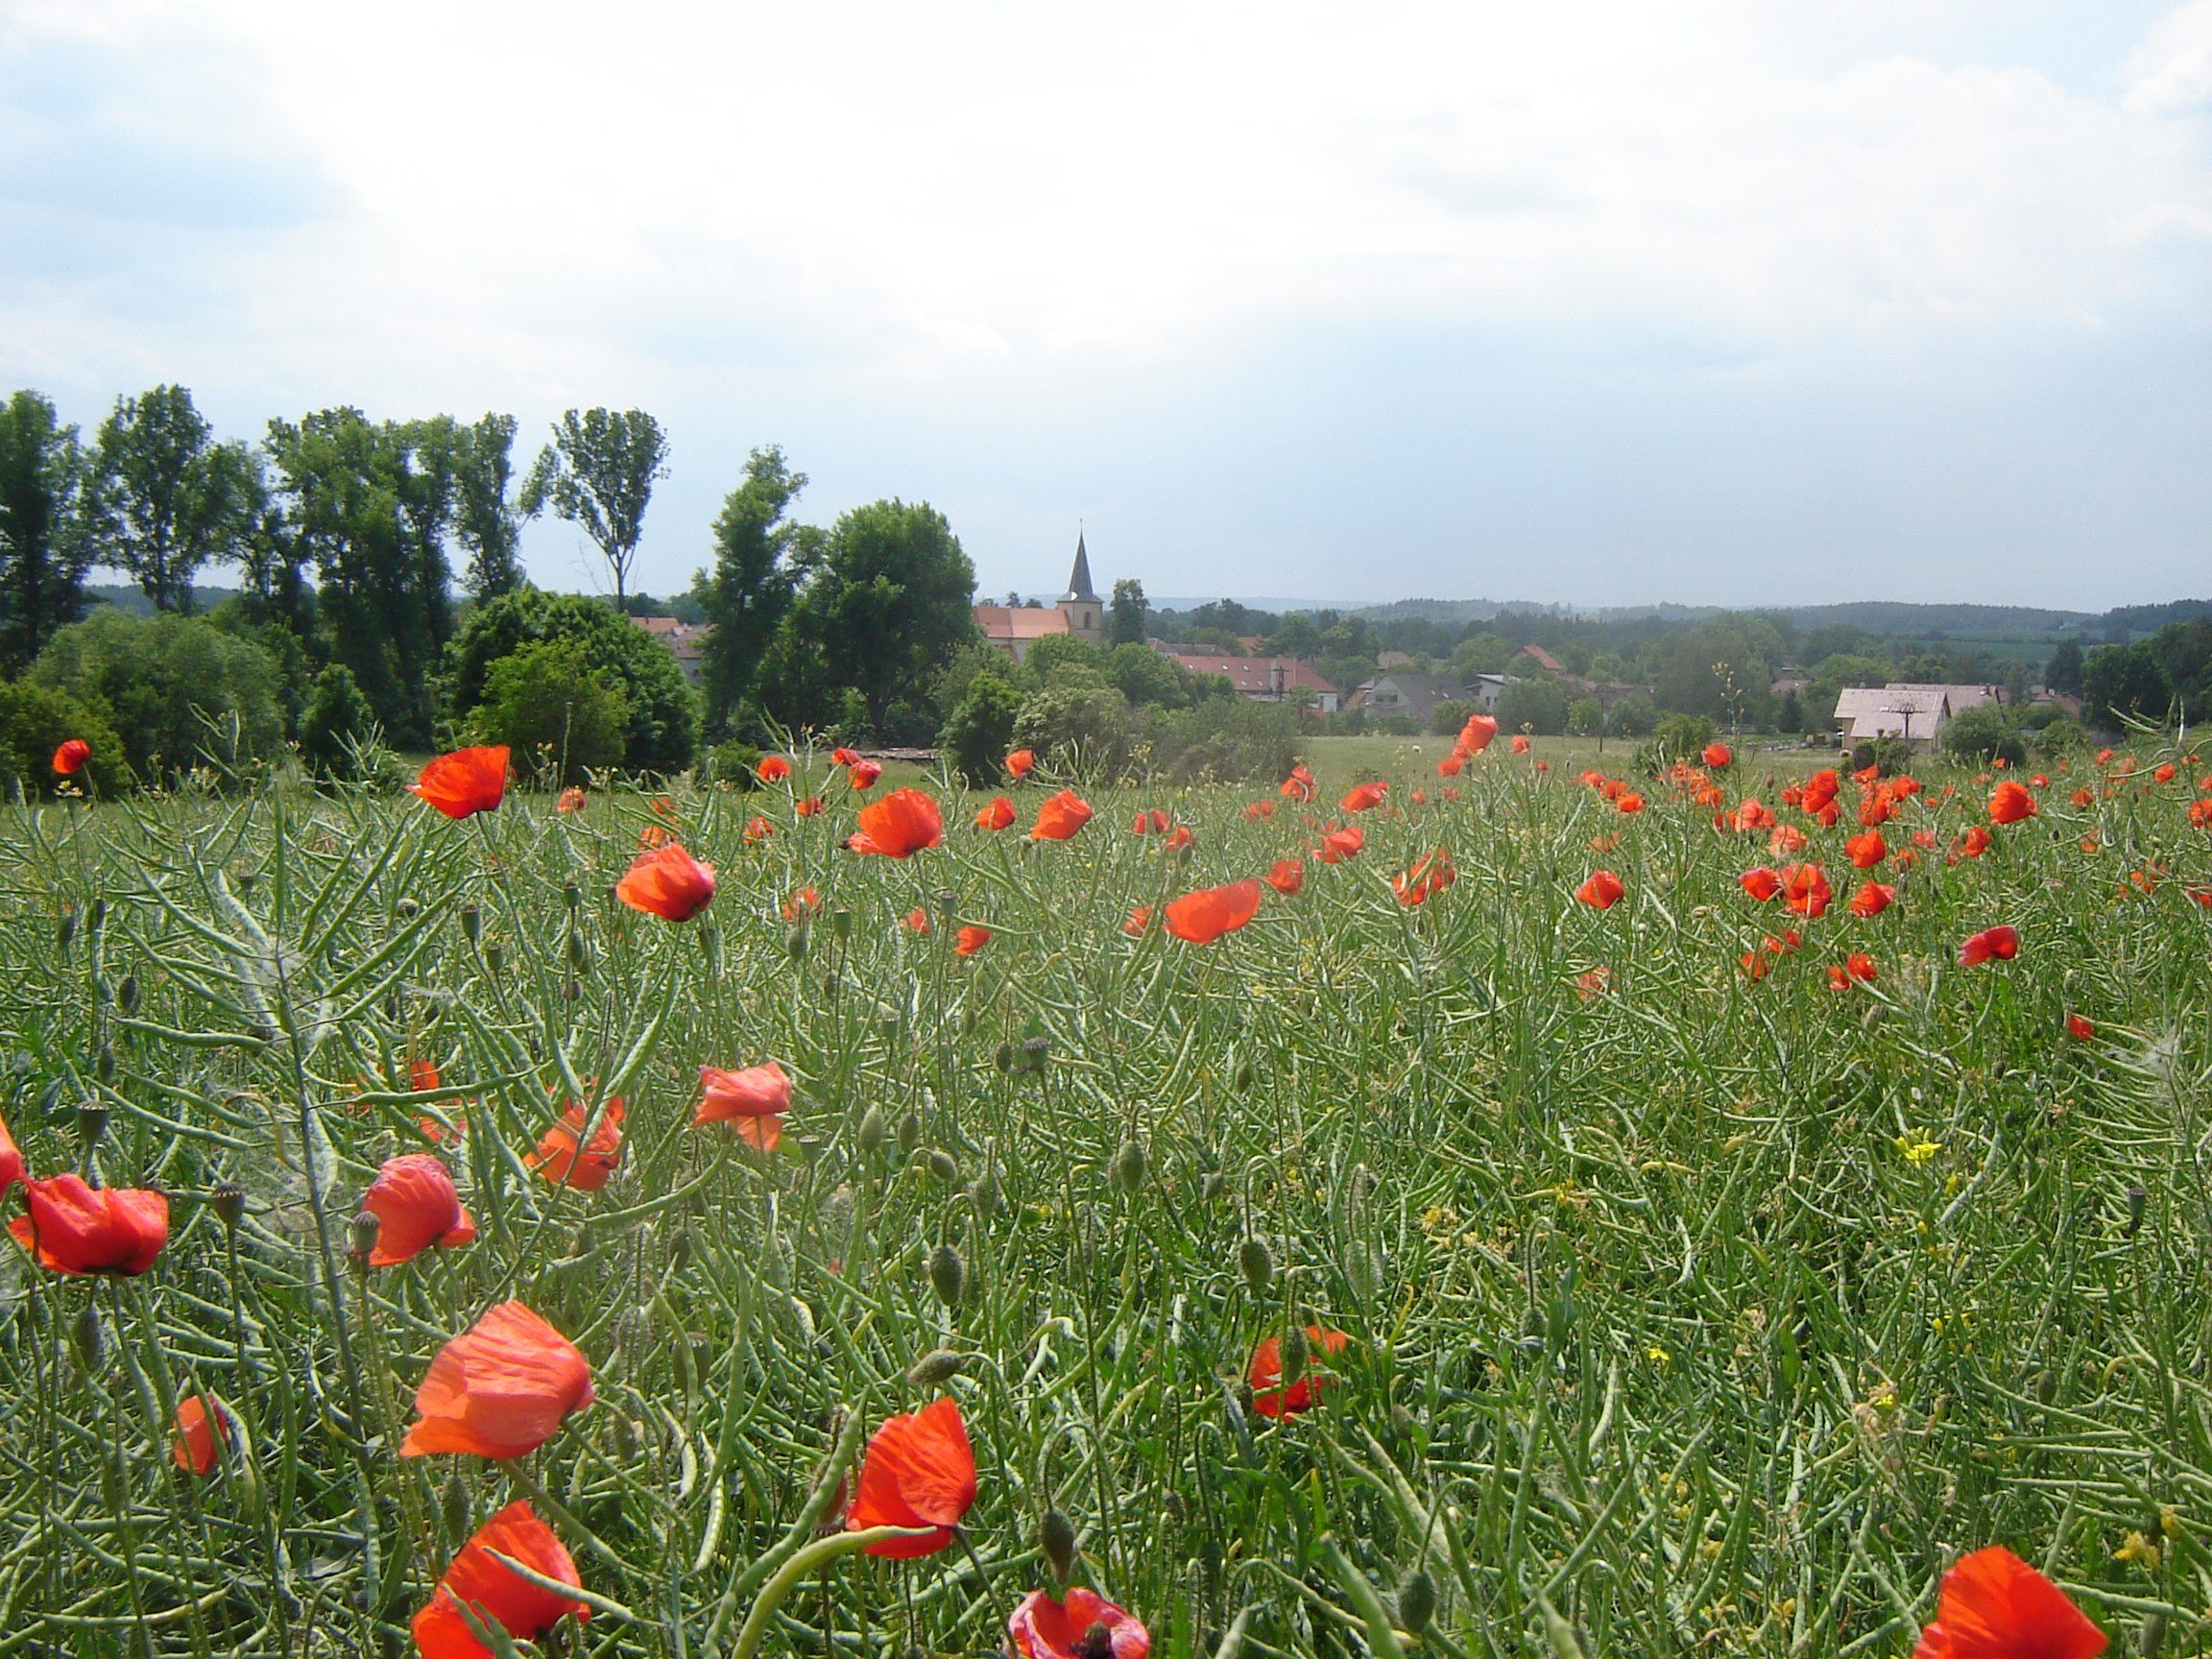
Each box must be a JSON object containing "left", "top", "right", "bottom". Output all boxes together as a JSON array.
[{"left": 1061, "top": 532, "right": 1103, "bottom": 644}]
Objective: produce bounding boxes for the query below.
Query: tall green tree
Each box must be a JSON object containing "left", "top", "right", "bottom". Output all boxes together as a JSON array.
[
  {"left": 772, "top": 499, "right": 978, "bottom": 737},
  {"left": 2080, "top": 640, "right": 2174, "bottom": 732},
  {"left": 87, "top": 385, "right": 253, "bottom": 613},
  {"left": 694, "top": 445, "right": 814, "bottom": 733},
  {"left": 452, "top": 413, "right": 525, "bottom": 597},
  {"left": 0, "top": 391, "right": 92, "bottom": 676},
  {"left": 1108, "top": 577, "right": 1149, "bottom": 645},
  {"left": 2044, "top": 637, "right": 2084, "bottom": 696},
  {"left": 520, "top": 408, "right": 668, "bottom": 605}
]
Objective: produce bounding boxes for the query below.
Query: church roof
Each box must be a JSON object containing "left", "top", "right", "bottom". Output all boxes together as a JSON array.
[{"left": 1061, "top": 533, "right": 1099, "bottom": 604}]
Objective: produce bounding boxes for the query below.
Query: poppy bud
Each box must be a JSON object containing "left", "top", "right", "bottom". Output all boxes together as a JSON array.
[
  {"left": 1112, "top": 1139, "right": 1148, "bottom": 1195},
  {"left": 1238, "top": 1236, "right": 1273, "bottom": 1296},
  {"left": 929, "top": 1242, "right": 964, "bottom": 1308},
  {"left": 77, "top": 1099, "right": 110, "bottom": 1148},
  {"left": 994, "top": 1042, "right": 1015, "bottom": 1073},
  {"left": 1280, "top": 1323, "right": 1310, "bottom": 1387},
  {"left": 349, "top": 1210, "right": 381, "bottom": 1261},
  {"left": 397, "top": 896, "right": 421, "bottom": 919},
  {"left": 116, "top": 973, "right": 139, "bottom": 1015},
  {"left": 926, "top": 1148, "right": 959, "bottom": 1185},
  {"left": 71, "top": 1304, "right": 107, "bottom": 1373},
  {"left": 460, "top": 902, "right": 481, "bottom": 946},
  {"left": 89, "top": 897, "right": 107, "bottom": 935},
  {"left": 210, "top": 1181, "right": 246, "bottom": 1231},
  {"left": 906, "top": 1347, "right": 967, "bottom": 1385},
  {"left": 485, "top": 942, "right": 504, "bottom": 975},
  {"left": 94, "top": 1045, "right": 115, "bottom": 1085},
  {"left": 670, "top": 1227, "right": 693, "bottom": 1272},
  {"left": 822, "top": 971, "right": 838, "bottom": 999},
  {"left": 830, "top": 908, "right": 854, "bottom": 943},
  {"left": 566, "top": 927, "right": 590, "bottom": 974},
  {"left": 563, "top": 976, "right": 581, "bottom": 1003},
  {"left": 1022, "top": 1035, "right": 1051, "bottom": 1073},
  {"left": 1040, "top": 1505, "right": 1079, "bottom": 1583},
  {"left": 2126, "top": 1184, "right": 2147, "bottom": 1238},
  {"left": 57, "top": 911, "right": 76, "bottom": 951},
  {"left": 442, "top": 1468, "right": 471, "bottom": 1547},
  {"left": 857, "top": 1106, "right": 887, "bottom": 1157},
  {"left": 614, "top": 1411, "right": 641, "bottom": 1459},
  {"left": 2141, "top": 1613, "right": 2168, "bottom": 1659},
  {"left": 1201, "top": 1171, "right": 1228, "bottom": 1203},
  {"left": 969, "top": 1169, "right": 1002, "bottom": 1215},
  {"left": 563, "top": 878, "right": 581, "bottom": 911},
  {"left": 1397, "top": 1568, "right": 1436, "bottom": 1635},
  {"left": 895, "top": 1113, "right": 924, "bottom": 1161},
  {"left": 786, "top": 923, "right": 810, "bottom": 960}
]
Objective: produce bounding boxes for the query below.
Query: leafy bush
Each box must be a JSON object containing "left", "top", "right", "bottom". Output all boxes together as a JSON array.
[
  {"left": 708, "top": 738, "right": 763, "bottom": 788},
  {"left": 1498, "top": 678, "right": 1567, "bottom": 736},
  {"left": 1650, "top": 712, "right": 1717, "bottom": 761},
  {"left": 1940, "top": 706, "right": 2028, "bottom": 768},
  {"left": 0, "top": 680, "right": 127, "bottom": 798},
  {"left": 445, "top": 590, "right": 698, "bottom": 773},
  {"left": 1138, "top": 695, "right": 1301, "bottom": 784},
  {"left": 939, "top": 673, "right": 1024, "bottom": 787},
  {"left": 1105, "top": 643, "right": 1190, "bottom": 710},
  {"left": 465, "top": 639, "right": 631, "bottom": 785},
  {"left": 1013, "top": 683, "right": 1139, "bottom": 779},
  {"left": 1848, "top": 735, "right": 1916, "bottom": 777},
  {"left": 1567, "top": 697, "right": 1602, "bottom": 737},
  {"left": 31, "top": 610, "right": 284, "bottom": 782},
  {"left": 297, "top": 664, "right": 390, "bottom": 784},
  {"left": 1430, "top": 698, "right": 1477, "bottom": 736},
  {"left": 1023, "top": 634, "right": 1106, "bottom": 682},
  {"left": 2035, "top": 717, "right": 2089, "bottom": 758},
  {"left": 1609, "top": 693, "right": 1657, "bottom": 737}
]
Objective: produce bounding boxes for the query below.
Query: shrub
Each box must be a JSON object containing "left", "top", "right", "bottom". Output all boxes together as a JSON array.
[
  {"left": 1848, "top": 735, "right": 1916, "bottom": 777},
  {"left": 1013, "top": 683, "right": 1139, "bottom": 780},
  {"left": 939, "top": 673, "right": 1025, "bottom": 787},
  {"left": 445, "top": 591, "right": 698, "bottom": 773},
  {"left": 2035, "top": 717, "right": 2089, "bottom": 758},
  {"left": 0, "top": 680, "right": 127, "bottom": 798},
  {"left": 707, "top": 738, "right": 763, "bottom": 788},
  {"left": 1940, "top": 706, "right": 2028, "bottom": 768},
  {"left": 1609, "top": 694, "right": 1657, "bottom": 737},
  {"left": 1651, "top": 712, "right": 1717, "bottom": 761},
  {"left": 297, "top": 664, "right": 382, "bottom": 782},
  {"left": 1498, "top": 678, "right": 1567, "bottom": 736},
  {"left": 1567, "top": 697, "right": 1602, "bottom": 737},
  {"left": 1140, "top": 696, "right": 1301, "bottom": 783},
  {"left": 31, "top": 610, "right": 284, "bottom": 782},
  {"left": 1430, "top": 698, "right": 1477, "bottom": 736},
  {"left": 1105, "top": 643, "right": 1190, "bottom": 710},
  {"left": 465, "top": 639, "right": 630, "bottom": 785}
]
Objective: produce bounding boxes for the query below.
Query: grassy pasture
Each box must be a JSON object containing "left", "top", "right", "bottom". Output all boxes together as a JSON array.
[{"left": 0, "top": 740, "right": 2209, "bottom": 1657}]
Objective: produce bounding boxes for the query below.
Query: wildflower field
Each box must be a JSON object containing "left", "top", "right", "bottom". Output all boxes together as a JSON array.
[{"left": 4, "top": 730, "right": 2212, "bottom": 1659}]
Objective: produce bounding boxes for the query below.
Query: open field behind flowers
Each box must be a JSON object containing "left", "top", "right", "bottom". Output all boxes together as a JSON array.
[{"left": 2, "top": 733, "right": 2211, "bottom": 1659}]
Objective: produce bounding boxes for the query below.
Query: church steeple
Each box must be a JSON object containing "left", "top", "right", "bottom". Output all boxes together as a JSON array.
[{"left": 1061, "top": 532, "right": 1099, "bottom": 604}]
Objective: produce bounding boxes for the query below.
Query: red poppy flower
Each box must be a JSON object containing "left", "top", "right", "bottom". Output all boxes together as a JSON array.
[
  {"left": 905, "top": 908, "right": 931, "bottom": 934},
  {"left": 555, "top": 786, "right": 586, "bottom": 813},
  {"left": 757, "top": 756, "right": 792, "bottom": 782},
  {"left": 1339, "top": 781, "right": 1388, "bottom": 813},
  {"left": 2154, "top": 762, "right": 2176, "bottom": 784},
  {"left": 1957, "top": 827, "right": 1992, "bottom": 859},
  {"left": 361, "top": 1154, "right": 476, "bottom": 1267},
  {"left": 1165, "top": 879, "right": 1263, "bottom": 944},
  {"left": 1781, "top": 863, "right": 1831, "bottom": 919},
  {"left": 849, "top": 788, "right": 946, "bottom": 857},
  {"left": 830, "top": 747, "right": 861, "bottom": 766},
  {"left": 1823, "top": 952, "right": 1877, "bottom": 989},
  {"left": 401, "top": 1302, "right": 593, "bottom": 1458},
  {"left": 694, "top": 1062, "right": 793, "bottom": 1144},
  {"left": 794, "top": 795, "right": 825, "bottom": 816},
  {"left": 1733, "top": 799, "right": 1775, "bottom": 831},
  {"left": 1124, "top": 905, "right": 1151, "bottom": 936},
  {"left": 1131, "top": 808, "right": 1170, "bottom": 834},
  {"left": 975, "top": 795, "right": 1016, "bottom": 830},
  {"left": 848, "top": 758, "right": 882, "bottom": 789},
  {"left": 2066, "top": 1013, "right": 2095, "bottom": 1041},
  {"left": 846, "top": 1396, "right": 977, "bottom": 1557},
  {"left": 1243, "top": 800, "right": 1276, "bottom": 820},
  {"left": 1280, "top": 764, "right": 1316, "bottom": 802},
  {"left": 615, "top": 843, "right": 716, "bottom": 922},
  {"left": 1458, "top": 714, "right": 1498, "bottom": 754},
  {"left": 1848, "top": 881, "right": 1895, "bottom": 919},
  {"left": 1163, "top": 825, "right": 1193, "bottom": 851},
  {"left": 1249, "top": 1325, "right": 1350, "bottom": 1418},
  {"left": 52, "top": 737, "right": 91, "bottom": 776},
  {"left": 1263, "top": 858, "right": 1306, "bottom": 896},
  {"left": 1410, "top": 788, "right": 1429, "bottom": 804},
  {"left": 1005, "top": 748, "right": 1035, "bottom": 778},
  {"left": 1702, "top": 741, "right": 1731, "bottom": 768},
  {"left": 412, "top": 1501, "right": 589, "bottom": 1659},
  {"left": 412, "top": 747, "right": 510, "bottom": 820},
  {"left": 1008, "top": 1588, "right": 1152, "bottom": 1659},
  {"left": 1845, "top": 830, "right": 1887, "bottom": 869},
  {"left": 9, "top": 1175, "right": 167, "bottom": 1274},
  {"left": 1766, "top": 824, "right": 1805, "bottom": 856},
  {"left": 1801, "top": 770, "right": 1839, "bottom": 814},
  {"left": 1030, "top": 788, "right": 1094, "bottom": 841},
  {"left": 1436, "top": 755, "right": 1463, "bottom": 778},
  {"left": 2070, "top": 787, "right": 2094, "bottom": 807},
  {"left": 172, "top": 1395, "right": 230, "bottom": 1475},
  {"left": 1315, "top": 826, "right": 1364, "bottom": 863},
  {"left": 527, "top": 1097, "right": 625, "bottom": 1192},
  {"left": 1739, "top": 867, "right": 1782, "bottom": 902},
  {"left": 0, "top": 1110, "right": 20, "bottom": 1197},
  {"left": 1391, "top": 849, "right": 1456, "bottom": 907},
  {"left": 1577, "top": 967, "right": 1611, "bottom": 999},
  {"left": 956, "top": 925, "right": 993, "bottom": 956},
  {"left": 1576, "top": 870, "right": 1624, "bottom": 910},
  {"left": 1911, "top": 1546, "right": 2105, "bottom": 1659},
  {"left": 1958, "top": 926, "right": 2019, "bottom": 967},
  {"left": 1616, "top": 791, "right": 1645, "bottom": 814},
  {"left": 1988, "top": 781, "right": 2037, "bottom": 826},
  {"left": 743, "top": 815, "right": 773, "bottom": 842},
  {"left": 1510, "top": 734, "right": 1531, "bottom": 755}
]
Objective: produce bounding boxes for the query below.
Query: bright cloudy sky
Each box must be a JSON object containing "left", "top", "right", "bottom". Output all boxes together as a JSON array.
[{"left": 5, "top": 0, "right": 2208, "bottom": 612}]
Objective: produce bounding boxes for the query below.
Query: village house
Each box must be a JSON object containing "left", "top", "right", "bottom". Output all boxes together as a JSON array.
[
  {"left": 973, "top": 536, "right": 1106, "bottom": 662},
  {"left": 1346, "top": 670, "right": 1479, "bottom": 727},
  {"left": 1162, "top": 652, "right": 1341, "bottom": 713},
  {"left": 630, "top": 614, "right": 711, "bottom": 684},
  {"left": 1832, "top": 683, "right": 2008, "bottom": 750}
]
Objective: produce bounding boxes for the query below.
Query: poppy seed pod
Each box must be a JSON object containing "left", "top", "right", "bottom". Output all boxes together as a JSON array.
[
  {"left": 563, "top": 878, "right": 581, "bottom": 911},
  {"left": 94, "top": 1045, "right": 115, "bottom": 1085},
  {"left": 1040, "top": 1506, "right": 1078, "bottom": 1584},
  {"left": 460, "top": 902, "right": 481, "bottom": 946},
  {"left": 831, "top": 908, "right": 854, "bottom": 943},
  {"left": 929, "top": 1242, "right": 965, "bottom": 1308},
  {"left": 2127, "top": 1184, "right": 2148, "bottom": 1238},
  {"left": 906, "top": 1347, "right": 967, "bottom": 1385},
  {"left": 89, "top": 897, "right": 107, "bottom": 935},
  {"left": 566, "top": 927, "right": 590, "bottom": 974},
  {"left": 116, "top": 973, "right": 139, "bottom": 1016},
  {"left": 70, "top": 1303, "right": 107, "bottom": 1373},
  {"left": 209, "top": 1181, "right": 246, "bottom": 1231},
  {"left": 1238, "top": 1236, "right": 1273, "bottom": 1296},
  {"left": 1397, "top": 1568, "right": 1437, "bottom": 1635},
  {"left": 857, "top": 1106, "right": 887, "bottom": 1157},
  {"left": 786, "top": 923, "right": 810, "bottom": 959},
  {"left": 1022, "top": 1035, "right": 1051, "bottom": 1072},
  {"left": 57, "top": 911, "right": 76, "bottom": 950},
  {"left": 1280, "top": 1324, "right": 1310, "bottom": 1387},
  {"left": 349, "top": 1210, "right": 381, "bottom": 1261},
  {"left": 442, "top": 1468, "right": 472, "bottom": 1547},
  {"left": 397, "top": 896, "right": 421, "bottom": 919},
  {"left": 1112, "top": 1139, "right": 1148, "bottom": 1195},
  {"left": 562, "top": 976, "right": 581, "bottom": 1003},
  {"left": 485, "top": 942, "right": 505, "bottom": 975},
  {"left": 77, "top": 1100, "right": 109, "bottom": 1148},
  {"left": 897, "top": 1110, "right": 923, "bottom": 1158},
  {"left": 994, "top": 1041, "right": 1015, "bottom": 1073},
  {"left": 926, "top": 1149, "right": 960, "bottom": 1185}
]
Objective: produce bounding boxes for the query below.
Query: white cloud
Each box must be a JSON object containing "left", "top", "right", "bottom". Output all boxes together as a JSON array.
[{"left": 2125, "top": 0, "right": 2212, "bottom": 114}]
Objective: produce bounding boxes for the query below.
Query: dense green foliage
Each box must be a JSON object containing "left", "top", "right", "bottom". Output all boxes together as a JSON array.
[
  {"left": 0, "top": 677, "right": 126, "bottom": 796},
  {"left": 465, "top": 637, "right": 633, "bottom": 783},
  {"left": 0, "top": 390, "right": 93, "bottom": 675},
  {"left": 31, "top": 610, "right": 285, "bottom": 781},
  {"left": 87, "top": 384, "right": 256, "bottom": 614}
]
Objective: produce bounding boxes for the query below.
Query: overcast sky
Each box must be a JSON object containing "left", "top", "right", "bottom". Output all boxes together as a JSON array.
[{"left": 5, "top": 0, "right": 2207, "bottom": 613}]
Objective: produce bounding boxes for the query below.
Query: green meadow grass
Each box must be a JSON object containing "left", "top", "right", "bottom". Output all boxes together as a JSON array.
[{"left": 0, "top": 741, "right": 2207, "bottom": 1657}]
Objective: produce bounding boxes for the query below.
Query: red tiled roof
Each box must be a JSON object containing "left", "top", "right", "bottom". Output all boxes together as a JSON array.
[
  {"left": 1167, "top": 655, "right": 1338, "bottom": 698},
  {"left": 974, "top": 605, "right": 1074, "bottom": 640}
]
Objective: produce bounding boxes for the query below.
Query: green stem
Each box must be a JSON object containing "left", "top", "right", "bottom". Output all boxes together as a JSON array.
[{"left": 731, "top": 1527, "right": 935, "bottom": 1659}]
